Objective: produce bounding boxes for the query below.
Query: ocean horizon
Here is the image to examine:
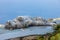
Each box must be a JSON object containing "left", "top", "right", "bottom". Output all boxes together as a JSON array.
[{"left": 0, "top": 0, "right": 60, "bottom": 24}]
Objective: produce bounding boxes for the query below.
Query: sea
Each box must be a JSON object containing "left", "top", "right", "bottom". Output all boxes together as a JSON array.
[{"left": 0, "top": 0, "right": 60, "bottom": 24}]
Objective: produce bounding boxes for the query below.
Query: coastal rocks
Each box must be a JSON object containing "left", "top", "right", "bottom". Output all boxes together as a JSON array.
[
  {"left": 31, "top": 17, "right": 47, "bottom": 26},
  {"left": 5, "top": 16, "right": 53, "bottom": 30},
  {"left": 5, "top": 16, "right": 32, "bottom": 30},
  {"left": 5, "top": 20, "right": 16, "bottom": 30}
]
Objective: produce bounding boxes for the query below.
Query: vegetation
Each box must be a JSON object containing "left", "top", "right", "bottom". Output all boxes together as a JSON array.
[{"left": 36, "top": 24, "right": 60, "bottom": 40}]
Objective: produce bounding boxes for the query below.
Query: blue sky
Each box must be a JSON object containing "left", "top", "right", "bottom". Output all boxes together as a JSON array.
[{"left": 0, "top": 0, "right": 60, "bottom": 23}]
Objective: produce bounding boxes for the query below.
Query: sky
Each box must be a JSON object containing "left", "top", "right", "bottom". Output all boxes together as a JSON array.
[{"left": 0, "top": 0, "right": 60, "bottom": 23}]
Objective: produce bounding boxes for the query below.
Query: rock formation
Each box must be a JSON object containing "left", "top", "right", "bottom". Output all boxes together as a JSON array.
[{"left": 5, "top": 16, "right": 56, "bottom": 30}]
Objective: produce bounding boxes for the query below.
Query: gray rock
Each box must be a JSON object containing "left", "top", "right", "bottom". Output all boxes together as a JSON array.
[{"left": 5, "top": 16, "right": 54, "bottom": 30}]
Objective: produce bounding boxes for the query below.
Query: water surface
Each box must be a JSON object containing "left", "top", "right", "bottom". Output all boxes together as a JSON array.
[{"left": 0, "top": 0, "right": 60, "bottom": 24}]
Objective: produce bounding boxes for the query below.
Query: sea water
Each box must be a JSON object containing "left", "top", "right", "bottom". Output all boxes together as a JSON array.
[{"left": 0, "top": 0, "right": 60, "bottom": 24}]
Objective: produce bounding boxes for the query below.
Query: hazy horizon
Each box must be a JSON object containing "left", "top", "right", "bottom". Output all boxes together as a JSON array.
[{"left": 0, "top": 0, "right": 60, "bottom": 24}]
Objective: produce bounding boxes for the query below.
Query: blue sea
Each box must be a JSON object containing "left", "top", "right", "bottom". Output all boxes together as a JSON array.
[{"left": 0, "top": 0, "right": 60, "bottom": 24}]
